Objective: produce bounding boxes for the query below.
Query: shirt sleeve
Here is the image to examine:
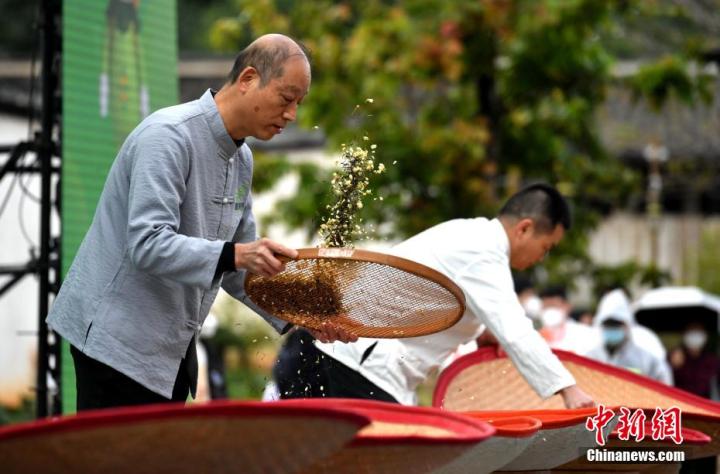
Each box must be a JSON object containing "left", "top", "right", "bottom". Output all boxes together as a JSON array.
[
  {"left": 456, "top": 250, "right": 576, "bottom": 399},
  {"left": 220, "top": 191, "right": 292, "bottom": 334},
  {"left": 126, "top": 124, "right": 224, "bottom": 289},
  {"left": 214, "top": 242, "right": 236, "bottom": 279}
]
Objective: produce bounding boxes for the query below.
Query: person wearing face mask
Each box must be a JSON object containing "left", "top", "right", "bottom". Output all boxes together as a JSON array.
[
  {"left": 668, "top": 325, "right": 719, "bottom": 474},
  {"left": 599, "top": 286, "right": 667, "bottom": 360},
  {"left": 537, "top": 286, "right": 596, "bottom": 356},
  {"left": 586, "top": 290, "right": 672, "bottom": 384},
  {"left": 669, "top": 322, "right": 719, "bottom": 399},
  {"left": 515, "top": 275, "right": 543, "bottom": 322}
]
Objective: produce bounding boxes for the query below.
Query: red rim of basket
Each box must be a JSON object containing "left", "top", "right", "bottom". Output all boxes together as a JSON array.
[
  {"left": 0, "top": 399, "right": 370, "bottom": 442},
  {"left": 471, "top": 415, "right": 542, "bottom": 438},
  {"left": 276, "top": 398, "right": 495, "bottom": 446},
  {"left": 433, "top": 346, "right": 720, "bottom": 422},
  {"left": 464, "top": 407, "right": 599, "bottom": 430}
]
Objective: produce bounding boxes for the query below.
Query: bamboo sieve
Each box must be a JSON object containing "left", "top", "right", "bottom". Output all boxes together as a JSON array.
[{"left": 244, "top": 248, "right": 466, "bottom": 338}]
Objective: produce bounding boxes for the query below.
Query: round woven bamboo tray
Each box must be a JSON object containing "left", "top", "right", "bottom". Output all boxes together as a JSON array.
[{"left": 245, "top": 248, "right": 466, "bottom": 338}]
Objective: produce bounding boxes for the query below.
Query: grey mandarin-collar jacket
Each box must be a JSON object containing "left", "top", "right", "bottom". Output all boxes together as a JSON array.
[{"left": 47, "top": 89, "right": 287, "bottom": 398}]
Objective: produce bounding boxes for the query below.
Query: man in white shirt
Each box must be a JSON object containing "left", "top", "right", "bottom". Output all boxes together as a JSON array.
[{"left": 272, "top": 184, "right": 594, "bottom": 408}]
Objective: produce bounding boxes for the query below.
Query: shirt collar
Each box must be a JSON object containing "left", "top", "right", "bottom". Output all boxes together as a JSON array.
[
  {"left": 490, "top": 218, "right": 510, "bottom": 258},
  {"left": 199, "top": 89, "right": 245, "bottom": 159}
]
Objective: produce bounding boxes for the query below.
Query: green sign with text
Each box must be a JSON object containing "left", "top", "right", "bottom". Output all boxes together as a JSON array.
[{"left": 61, "top": 0, "right": 177, "bottom": 413}]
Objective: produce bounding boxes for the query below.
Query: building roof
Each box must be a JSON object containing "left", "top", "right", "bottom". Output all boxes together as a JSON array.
[{"left": 598, "top": 75, "right": 720, "bottom": 163}]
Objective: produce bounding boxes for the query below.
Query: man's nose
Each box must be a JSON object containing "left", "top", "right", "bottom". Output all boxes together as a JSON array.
[{"left": 283, "top": 103, "right": 297, "bottom": 122}]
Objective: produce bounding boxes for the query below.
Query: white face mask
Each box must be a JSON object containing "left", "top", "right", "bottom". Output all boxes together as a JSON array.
[
  {"left": 540, "top": 307, "right": 566, "bottom": 328},
  {"left": 684, "top": 330, "right": 707, "bottom": 351},
  {"left": 522, "top": 296, "right": 543, "bottom": 320}
]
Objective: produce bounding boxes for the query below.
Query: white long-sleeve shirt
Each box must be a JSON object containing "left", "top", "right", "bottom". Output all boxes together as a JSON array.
[{"left": 315, "top": 217, "right": 576, "bottom": 405}]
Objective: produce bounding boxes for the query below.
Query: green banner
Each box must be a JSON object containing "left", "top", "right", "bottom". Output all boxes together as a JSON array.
[{"left": 61, "top": 0, "right": 178, "bottom": 413}]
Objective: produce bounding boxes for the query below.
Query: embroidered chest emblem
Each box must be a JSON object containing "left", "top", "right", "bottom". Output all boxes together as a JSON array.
[{"left": 234, "top": 184, "right": 248, "bottom": 210}]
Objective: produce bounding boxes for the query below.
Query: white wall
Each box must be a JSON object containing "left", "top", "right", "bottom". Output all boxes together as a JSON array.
[
  {"left": 0, "top": 113, "right": 49, "bottom": 407},
  {"left": 589, "top": 212, "right": 720, "bottom": 286}
]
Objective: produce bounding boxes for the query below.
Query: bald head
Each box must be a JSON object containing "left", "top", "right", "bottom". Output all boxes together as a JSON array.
[
  {"left": 228, "top": 34, "right": 310, "bottom": 87},
  {"left": 252, "top": 33, "right": 305, "bottom": 51}
]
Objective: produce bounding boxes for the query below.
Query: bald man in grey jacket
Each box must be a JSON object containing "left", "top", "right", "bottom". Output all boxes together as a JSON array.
[{"left": 48, "top": 34, "right": 354, "bottom": 411}]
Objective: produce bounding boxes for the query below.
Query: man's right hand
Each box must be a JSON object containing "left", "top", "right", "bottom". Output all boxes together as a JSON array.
[
  {"left": 234, "top": 238, "right": 298, "bottom": 277},
  {"left": 559, "top": 384, "right": 595, "bottom": 409}
]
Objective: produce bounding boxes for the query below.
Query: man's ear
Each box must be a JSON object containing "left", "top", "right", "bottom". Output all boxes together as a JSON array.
[
  {"left": 235, "top": 66, "right": 259, "bottom": 93},
  {"left": 516, "top": 218, "right": 534, "bottom": 237}
]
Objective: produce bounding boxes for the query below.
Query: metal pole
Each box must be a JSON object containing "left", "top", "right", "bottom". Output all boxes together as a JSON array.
[
  {"left": 0, "top": 142, "right": 32, "bottom": 183},
  {"left": 36, "top": 0, "right": 60, "bottom": 419},
  {"left": 643, "top": 142, "right": 668, "bottom": 281}
]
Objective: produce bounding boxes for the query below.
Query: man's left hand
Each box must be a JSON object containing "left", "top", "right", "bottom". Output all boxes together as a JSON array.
[{"left": 308, "top": 322, "right": 358, "bottom": 344}]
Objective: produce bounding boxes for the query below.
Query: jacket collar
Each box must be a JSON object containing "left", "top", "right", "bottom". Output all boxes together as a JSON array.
[{"left": 198, "top": 89, "right": 243, "bottom": 160}]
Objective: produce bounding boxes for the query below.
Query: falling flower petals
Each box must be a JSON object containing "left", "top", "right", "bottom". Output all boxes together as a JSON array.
[{"left": 319, "top": 129, "right": 386, "bottom": 247}]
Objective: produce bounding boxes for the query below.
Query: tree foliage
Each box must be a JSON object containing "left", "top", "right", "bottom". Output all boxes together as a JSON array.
[
  {"left": 210, "top": 0, "right": 711, "bottom": 287},
  {"left": 685, "top": 227, "right": 720, "bottom": 296}
]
